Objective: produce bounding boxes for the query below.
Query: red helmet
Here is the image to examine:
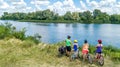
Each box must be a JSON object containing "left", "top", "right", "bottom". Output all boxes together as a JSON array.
[{"left": 98, "top": 39, "right": 102, "bottom": 43}]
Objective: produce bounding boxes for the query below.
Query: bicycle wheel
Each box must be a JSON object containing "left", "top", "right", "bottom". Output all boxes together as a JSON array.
[
  {"left": 98, "top": 55, "right": 104, "bottom": 66},
  {"left": 88, "top": 54, "right": 93, "bottom": 64},
  {"left": 70, "top": 53, "right": 75, "bottom": 61}
]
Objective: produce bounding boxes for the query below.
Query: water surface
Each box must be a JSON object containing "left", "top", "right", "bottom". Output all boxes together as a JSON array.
[{"left": 0, "top": 20, "right": 120, "bottom": 47}]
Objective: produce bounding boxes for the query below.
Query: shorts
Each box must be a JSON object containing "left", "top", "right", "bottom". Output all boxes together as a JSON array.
[
  {"left": 96, "top": 52, "right": 102, "bottom": 54},
  {"left": 66, "top": 46, "right": 71, "bottom": 52},
  {"left": 82, "top": 49, "right": 88, "bottom": 54}
]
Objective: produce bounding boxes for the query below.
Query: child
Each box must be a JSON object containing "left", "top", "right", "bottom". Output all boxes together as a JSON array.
[
  {"left": 65, "top": 35, "right": 72, "bottom": 56},
  {"left": 82, "top": 40, "right": 89, "bottom": 60},
  {"left": 95, "top": 39, "right": 103, "bottom": 58},
  {"left": 73, "top": 40, "right": 79, "bottom": 58}
]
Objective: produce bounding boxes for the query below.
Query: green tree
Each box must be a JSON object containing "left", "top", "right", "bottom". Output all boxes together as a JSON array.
[
  {"left": 53, "top": 13, "right": 59, "bottom": 20},
  {"left": 110, "top": 14, "right": 120, "bottom": 24},
  {"left": 72, "top": 12, "right": 80, "bottom": 21},
  {"left": 64, "top": 11, "right": 73, "bottom": 20},
  {"left": 42, "top": 9, "right": 53, "bottom": 20},
  {"left": 81, "top": 10, "right": 93, "bottom": 23},
  {"left": 93, "top": 9, "right": 110, "bottom": 23},
  {"left": 93, "top": 9, "right": 102, "bottom": 19}
]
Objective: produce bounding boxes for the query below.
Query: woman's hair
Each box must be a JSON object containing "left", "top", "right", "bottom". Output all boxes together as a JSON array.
[{"left": 84, "top": 40, "right": 87, "bottom": 43}]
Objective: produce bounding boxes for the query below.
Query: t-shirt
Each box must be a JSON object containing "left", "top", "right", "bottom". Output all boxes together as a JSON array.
[
  {"left": 82, "top": 43, "right": 89, "bottom": 50},
  {"left": 96, "top": 44, "right": 103, "bottom": 52},
  {"left": 73, "top": 43, "right": 78, "bottom": 51},
  {"left": 66, "top": 39, "right": 71, "bottom": 46}
]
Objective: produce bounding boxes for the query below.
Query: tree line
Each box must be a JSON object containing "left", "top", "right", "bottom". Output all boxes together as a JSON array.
[{"left": 1, "top": 9, "right": 120, "bottom": 24}]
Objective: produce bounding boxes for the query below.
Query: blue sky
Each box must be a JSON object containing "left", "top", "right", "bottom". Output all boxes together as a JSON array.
[{"left": 0, "top": 0, "right": 120, "bottom": 16}]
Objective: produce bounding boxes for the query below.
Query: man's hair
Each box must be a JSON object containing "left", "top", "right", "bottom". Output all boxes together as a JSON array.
[
  {"left": 84, "top": 40, "right": 87, "bottom": 43},
  {"left": 67, "top": 35, "right": 71, "bottom": 39}
]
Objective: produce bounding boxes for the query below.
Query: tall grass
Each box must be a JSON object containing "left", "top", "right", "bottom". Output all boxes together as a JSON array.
[
  {"left": 0, "top": 22, "right": 41, "bottom": 44},
  {"left": 88, "top": 45, "right": 120, "bottom": 61},
  {"left": 0, "top": 39, "right": 120, "bottom": 67},
  {"left": 0, "top": 39, "right": 78, "bottom": 67}
]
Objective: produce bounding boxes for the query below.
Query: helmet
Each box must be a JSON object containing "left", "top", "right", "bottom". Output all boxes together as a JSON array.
[
  {"left": 74, "top": 40, "right": 78, "bottom": 43},
  {"left": 98, "top": 39, "right": 102, "bottom": 43}
]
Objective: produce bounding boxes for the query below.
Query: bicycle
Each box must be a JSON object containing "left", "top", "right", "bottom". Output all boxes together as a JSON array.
[
  {"left": 82, "top": 53, "right": 93, "bottom": 64},
  {"left": 94, "top": 53, "right": 104, "bottom": 66},
  {"left": 70, "top": 50, "right": 80, "bottom": 61}
]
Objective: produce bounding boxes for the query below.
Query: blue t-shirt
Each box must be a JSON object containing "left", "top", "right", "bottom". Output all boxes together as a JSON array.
[
  {"left": 73, "top": 43, "right": 78, "bottom": 51},
  {"left": 96, "top": 45, "right": 102, "bottom": 53}
]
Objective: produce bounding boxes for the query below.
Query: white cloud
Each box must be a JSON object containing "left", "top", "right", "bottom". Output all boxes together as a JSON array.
[
  {"left": 31, "top": 0, "right": 50, "bottom": 5},
  {"left": 48, "top": 1, "right": 63, "bottom": 11},
  {"left": 89, "top": 1, "right": 99, "bottom": 8},
  {"left": 86, "top": 0, "right": 120, "bottom": 14},
  {"left": 80, "top": 1, "right": 87, "bottom": 10},
  {"left": 11, "top": 0, "right": 27, "bottom": 10},
  {"left": 12, "top": 0, "right": 26, "bottom": 6},
  {"left": 31, "top": 0, "right": 50, "bottom": 11},
  {"left": 0, "top": 0, "right": 9, "bottom": 9},
  {"left": 1, "top": 0, "right": 120, "bottom": 16},
  {"left": 63, "top": 0, "right": 74, "bottom": 7},
  {"left": 7, "top": 0, "right": 33, "bottom": 13},
  {"left": 48, "top": 0, "right": 81, "bottom": 15}
]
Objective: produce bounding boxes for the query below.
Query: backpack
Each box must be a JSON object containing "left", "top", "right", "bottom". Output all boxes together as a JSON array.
[{"left": 58, "top": 46, "right": 66, "bottom": 54}]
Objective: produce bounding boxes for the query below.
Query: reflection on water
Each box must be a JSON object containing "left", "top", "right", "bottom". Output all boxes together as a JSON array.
[
  {"left": 0, "top": 20, "right": 120, "bottom": 47},
  {"left": 35, "top": 23, "right": 51, "bottom": 26}
]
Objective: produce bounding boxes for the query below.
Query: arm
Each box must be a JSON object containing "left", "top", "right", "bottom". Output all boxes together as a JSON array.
[{"left": 96, "top": 44, "right": 99, "bottom": 48}]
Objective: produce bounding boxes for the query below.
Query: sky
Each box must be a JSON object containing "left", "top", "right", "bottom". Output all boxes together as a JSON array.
[{"left": 0, "top": 0, "right": 120, "bottom": 16}]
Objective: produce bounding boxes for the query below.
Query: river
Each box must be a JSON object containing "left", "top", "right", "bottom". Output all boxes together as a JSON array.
[{"left": 0, "top": 20, "right": 120, "bottom": 47}]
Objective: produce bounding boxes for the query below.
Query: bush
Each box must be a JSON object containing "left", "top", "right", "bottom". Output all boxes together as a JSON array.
[{"left": 0, "top": 22, "right": 41, "bottom": 44}]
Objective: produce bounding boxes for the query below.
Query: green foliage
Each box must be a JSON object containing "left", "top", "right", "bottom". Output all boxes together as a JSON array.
[
  {"left": 0, "top": 23, "right": 41, "bottom": 44},
  {"left": 88, "top": 45, "right": 120, "bottom": 61},
  {"left": 25, "top": 33, "right": 41, "bottom": 44},
  {"left": 54, "top": 42, "right": 120, "bottom": 61},
  {"left": 12, "top": 28, "right": 26, "bottom": 40},
  {"left": 1, "top": 9, "right": 120, "bottom": 23},
  {"left": 64, "top": 11, "right": 73, "bottom": 20},
  {"left": 0, "top": 39, "right": 119, "bottom": 66}
]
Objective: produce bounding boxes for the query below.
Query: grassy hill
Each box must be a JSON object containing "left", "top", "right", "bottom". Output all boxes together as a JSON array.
[{"left": 0, "top": 38, "right": 120, "bottom": 67}]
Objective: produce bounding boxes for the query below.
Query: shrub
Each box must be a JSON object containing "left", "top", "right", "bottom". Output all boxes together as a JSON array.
[{"left": 0, "top": 22, "right": 41, "bottom": 44}]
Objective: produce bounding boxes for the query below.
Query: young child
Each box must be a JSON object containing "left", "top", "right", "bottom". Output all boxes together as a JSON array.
[
  {"left": 73, "top": 40, "right": 79, "bottom": 58},
  {"left": 82, "top": 40, "right": 89, "bottom": 60},
  {"left": 95, "top": 39, "right": 103, "bottom": 58},
  {"left": 65, "top": 35, "right": 72, "bottom": 56}
]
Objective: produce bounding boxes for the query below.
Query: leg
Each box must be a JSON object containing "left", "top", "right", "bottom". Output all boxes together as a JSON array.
[
  {"left": 82, "top": 54, "right": 86, "bottom": 61},
  {"left": 95, "top": 53, "right": 98, "bottom": 59}
]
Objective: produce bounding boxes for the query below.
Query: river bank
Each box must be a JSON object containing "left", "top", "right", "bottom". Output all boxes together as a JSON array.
[
  {"left": 18, "top": 20, "right": 78, "bottom": 23},
  {"left": 18, "top": 20, "right": 120, "bottom": 24},
  {"left": 0, "top": 38, "right": 120, "bottom": 67}
]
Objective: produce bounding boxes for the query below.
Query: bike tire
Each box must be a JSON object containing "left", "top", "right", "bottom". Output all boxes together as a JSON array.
[
  {"left": 98, "top": 55, "right": 104, "bottom": 66},
  {"left": 88, "top": 54, "right": 93, "bottom": 64}
]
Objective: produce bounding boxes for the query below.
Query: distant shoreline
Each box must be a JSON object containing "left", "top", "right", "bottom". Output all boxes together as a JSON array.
[
  {"left": 1, "top": 9, "right": 120, "bottom": 24},
  {"left": 18, "top": 20, "right": 78, "bottom": 23},
  {"left": 17, "top": 20, "right": 120, "bottom": 24}
]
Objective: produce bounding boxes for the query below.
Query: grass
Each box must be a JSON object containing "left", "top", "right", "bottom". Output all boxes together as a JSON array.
[
  {"left": 18, "top": 20, "right": 78, "bottom": 23},
  {"left": 0, "top": 38, "right": 120, "bottom": 67}
]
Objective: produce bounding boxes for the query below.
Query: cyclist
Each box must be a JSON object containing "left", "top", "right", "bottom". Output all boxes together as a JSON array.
[
  {"left": 65, "top": 35, "right": 72, "bottom": 56},
  {"left": 95, "top": 39, "right": 103, "bottom": 59},
  {"left": 73, "top": 40, "right": 79, "bottom": 58},
  {"left": 82, "top": 40, "right": 89, "bottom": 60}
]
